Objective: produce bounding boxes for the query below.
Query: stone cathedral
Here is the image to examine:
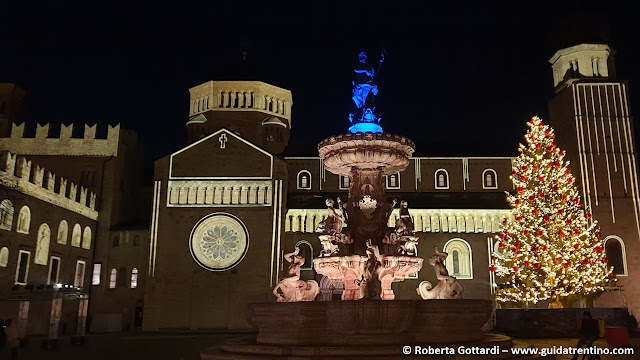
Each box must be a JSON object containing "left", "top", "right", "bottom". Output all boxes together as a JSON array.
[{"left": 0, "top": 43, "right": 637, "bottom": 334}]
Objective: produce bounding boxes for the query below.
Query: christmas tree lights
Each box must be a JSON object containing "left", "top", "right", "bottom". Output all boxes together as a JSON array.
[{"left": 491, "top": 116, "right": 614, "bottom": 305}]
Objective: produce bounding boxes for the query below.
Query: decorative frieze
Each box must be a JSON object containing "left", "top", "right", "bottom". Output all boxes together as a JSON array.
[{"left": 167, "top": 180, "right": 272, "bottom": 207}]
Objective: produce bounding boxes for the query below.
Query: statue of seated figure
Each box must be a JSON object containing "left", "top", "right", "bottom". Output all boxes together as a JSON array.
[
  {"left": 394, "top": 200, "right": 414, "bottom": 236},
  {"left": 273, "top": 247, "right": 319, "bottom": 302},
  {"left": 315, "top": 198, "right": 343, "bottom": 235}
]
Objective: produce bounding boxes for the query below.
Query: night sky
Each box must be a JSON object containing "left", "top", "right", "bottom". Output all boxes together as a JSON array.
[{"left": 1, "top": 2, "right": 639, "bottom": 180}]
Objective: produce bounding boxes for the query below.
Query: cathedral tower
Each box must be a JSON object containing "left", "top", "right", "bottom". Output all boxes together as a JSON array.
[
  {"left": 186, "top": 81, "right": 292, "bottom": 154},
  {"left": 548, "top": 44, "right": 640, "bottom": 316}
]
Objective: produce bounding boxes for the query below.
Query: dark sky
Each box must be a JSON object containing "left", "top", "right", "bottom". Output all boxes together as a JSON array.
[{"left": 1, "top": 1, "right": 639, "bottom": 179}]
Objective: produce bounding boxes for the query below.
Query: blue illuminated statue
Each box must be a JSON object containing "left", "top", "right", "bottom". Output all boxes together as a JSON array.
[{"left": 349, "top": 51, "right": 384, "bottom": 134}]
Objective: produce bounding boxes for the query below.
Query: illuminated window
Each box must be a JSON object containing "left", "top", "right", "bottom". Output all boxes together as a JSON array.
[
  {"left": 74, "top": 260, "right": 86, "bottom": 288},
  {"left": 92, "top": 263, "right": 101, "bottom": 285},
  {"left": 113, "top": 236, "right": 120, "bottom": 248},
  {"left": 0, "top": 200, "right": 14, "bottom": 231},
  {"left": 443, "top": 238, "right": 472, "bottom": 279},
  {"left": 71, "top": 224, "right": 82, "bottom": 247},
  {"left": 297, "top": 170, "right": 311, "bottom": 190},
  {"left": 130, "top": 268, "right": 139, "bottom": 288},
  {"left": 435, "top": 169, "right": 449, "bottom": 189},
  {"left": 339, "top": 176, "right": 351, "bottom": 190},
  {"left": 109, "top": 268, "right": 117, "bottom": 288},
  {"left": 387, "top": 173, "right": 400, "bottom": 189},
  {"left": 483, "top": 169, "right": 497, "bottom": 189},
  {"left": 16, "top": 205, "right": 30, "bottom": 233},
  {"left": 82, "top": 227, "right": 92, "bottom": 249},
  {"left": 605, "top": 236, "right": 627, "bottom": 276},
  {"left": 0, "top": 247, "right": 8, "bottom": 267},
  {"left": 48, "top": 256, "right": 61, "bottom": 285},
  {"left": 133, "top": 236, "right": 140, "bottom": 247},
  {"left": 15, "top": 250, "right": 30, "bottom": 285},
  {"left": 57, "top": 220, "right": 68, "bottom": 244}
]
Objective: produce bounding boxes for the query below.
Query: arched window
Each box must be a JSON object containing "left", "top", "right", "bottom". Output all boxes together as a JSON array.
[
  {"left": 109, "top": 268, "right": 117, "bottom": 288},
  {"left": 435, "top": 169, "right": 449, "bottom": 189},
  {"left": 297, "top": 170, "right": 311, "bottom": 190},
  {"left": 443, "top": 238, "right": 473, "bottom": 279},
  {"left": 604, "top": 236, "right": 627, "bottom": 276},
  {"left": 387, "top": 173, "right": 400, "bottom": 189},
  {"left": 0, "top": 247, "right": 8, "bottom": 267},
  {"left": 57, "top": 220, "right": 68, "bottom": 244},
  {"left": 113, "top": 236, "right": 120, "bottom": 247},
  {"left": 483, "top": 169, "right": 498, "bottom": 189},
  {"left": 16, "top": 205, "right": 29, "bottom": 233},
  {"left": 35, "top": 223, "right": 51, "bottom": 265},
  {"left": 0, "top": 200, "right": 14, "bottom": 231},
  {"left": 71, "top": 224, "right": 82, "bottom": 247},
  {"left": 118, "top": 267, "right": 127, "bottom": 288},
  {"left": 82, "top": 227, "right": 92, "bottom": 249},
  {"left": 130, "top": 268, "right": 139, "bottom": 288},
  {"left": 295, "top": 240, "right": 314, "bottom": 270}
]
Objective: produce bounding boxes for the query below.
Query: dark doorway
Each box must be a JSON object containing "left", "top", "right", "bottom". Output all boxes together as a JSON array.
[{"left": 134, "top": 306, "right": 143, "bottom": 328}]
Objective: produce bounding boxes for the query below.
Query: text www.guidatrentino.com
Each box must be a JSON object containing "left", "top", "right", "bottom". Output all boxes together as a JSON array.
[{"left": 510, "top": 346, "right": 635, "bottom": 357}]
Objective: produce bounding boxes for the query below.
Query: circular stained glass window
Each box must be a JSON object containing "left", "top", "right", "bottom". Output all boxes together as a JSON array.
[{"left": 189, "top": 213, "right": 249, "bottom": 271}]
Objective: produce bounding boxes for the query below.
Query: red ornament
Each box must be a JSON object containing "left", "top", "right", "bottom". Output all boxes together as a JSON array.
[
  {"left": 533, "top": 165, "right": 538, "bottom": 171},
  {"left": 532, "top": 209, "right": 538, "bottom": 216},
  {"left": 538, "top": 123, "right": 544, "bottom": 128},
  {"left": 537, "top": 230, "right": 544, "bottom": 236},
  {"left": 515, "top": 241, "right": 521, "bottom": 248},
  {"left": 609, "top": 272, "right": 617, "bottom": 278},
  {"left": 552, "top": 186, "right": 558, "bottom": 192},
  {"left": 517, "top": 187, "right": 525, "bottom": 194},
  {"left": 559, "top": 151, "right": 565, "bottom": 157},
  {"left": 567, "top": 178, "right": 573, "bottom": 184},
  {"left": 499, "top": 233, "right": 505, "bottom": 240},
  {"left": 516, "top": 216, "right": 523, "bottom": 222},
  {"left": 552, "top": 142, "right": 557, "bottom": 148},
  {"left": 543, "top": 216, "right": 549, "bottom": 222},
  {"left": 544, "top": 129, "right": 550, "bottom": 135},
  {"left": 513, "top": 266, "right": 519, "bottom": 272},
  {"left": 590, "top": 261, "right": 595, "bottom": 266},
  {"left": 522, "top": 166, "right": 528, "bottom": 171},
  {"left": 561, "top": 196, "right": 568, "bottom": 202},
  {"left": 594, "top": 246, "right": 602, "bottom": 253},
  {"left": 542, "top": 245, "right": 547, "bottom": 251},
  {"left": 545, "top": 146, "right": 552, "bottom": 152},
  {"left": 563, "top": 263, "right": 569, "bottom": 269},
  {"left": 520, "top": 176, "right": 527, "bottom": 182},
  {"left": 502, "top": 220, "right": 508, "bottom": 226},
  {"left": 523, "top": 230, "right": 530, "bottom": 236},
  {"left": 533, "top": 263, "right": 541, "bottom": 269},
  {"left": 548, "top": 161, "right": 554, "bottom": 168},
  {"left": 532, "top": 246, "right": 538, "bottom": 253},
  {"left": 498, "top": 242, "right": 505, "bottom": 249},
  {"left": 573, "top": 243, "right": 579, "bottom": 250},
  {"left": 559, "top": 231, "right": 566, "bottom": 238},
  {"left": 514, "top": 248, "right": 519, "bottom": 253},
  {"left": 539, "top": 176, "right": 545, "bottom": 182},
  {"left": 602, "top": 258, "right": 608, "bottom": 263},
  {"left": 574, "top": 230, "right": 580, "bottom": 236},
  {"left": 566, "top": 219, "right": 572, "bottom": 225},
  {"left": 529, "top": 195, "right": 535, "bottom": 201},
  {"left": 585, "top": 213, "right": 592, "bottom": 219},
  {"left": 539, "top": 193, "right": 545, "bottom": 198},
  {"left": 555, "top": 257, "right": 562, "bottom": 263},
  {"left": 564, "top": 169, "right": 570, "bottom": 175},
  {"left": 555, "top": 162, "right": 561, "bottom": 168},
  {"left": 512, "top": 170, "right": 518, "bottom": 176},
  {"left": 536, "top": 143, "right": 541, "bottom": 149},
  {"left": 552, "top": 133, "right": 556, "bottom": 138},
  {"left": 578, "top": 202, "right": 583, "bottom": 208},
  {"left": 582, "top": 259, "right": 588, "bottom": 265},
  {"left": 489, "top": 266, "right": 495, "bottom": 272},
  {"left": 557, "top": 209, "right": 564, "bottom": 215},
  {"left": 596, "top": 231, "right": 602, "bottom": 239},
  {"left": 515, "top": 199, "right": 521, "bottom": 205},
  {"left": 529, "top": 135, "right": 535, "bottom": 141},
  {"left": 524, "top": 261, "right": 530, "bottom": 267}
]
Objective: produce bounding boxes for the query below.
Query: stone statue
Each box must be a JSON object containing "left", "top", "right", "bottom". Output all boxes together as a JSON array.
[
  {"left": 417, "top": 247, "right": 464, "bottom": 300},
  {"left": 316, "top": 198, "right": 343, "bottom": 235},
  {"left": 359, "top": 240, "right": 382, "bottom": 299},
  {"left": 394, "top": 200, "right": 414, "bottom": 236},
  {"left": 349, "top": 51, "right": 384, "bottom": 133},
  {"left": 273, "top": 247, "right": 319, "bottom": 302}
]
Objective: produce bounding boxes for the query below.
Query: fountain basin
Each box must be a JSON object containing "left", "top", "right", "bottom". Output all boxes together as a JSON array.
[{"left": 246, "top": 299, "right": 493, "bottom": 345}]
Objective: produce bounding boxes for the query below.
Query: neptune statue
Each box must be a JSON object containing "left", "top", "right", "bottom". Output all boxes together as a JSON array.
[{"left": 349, "top": 51, "right": 384, "bottom": 133}]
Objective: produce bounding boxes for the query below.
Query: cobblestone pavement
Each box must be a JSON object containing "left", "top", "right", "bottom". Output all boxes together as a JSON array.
[{"left": 5, "top": 332, "right": 638, "bottom": 360}]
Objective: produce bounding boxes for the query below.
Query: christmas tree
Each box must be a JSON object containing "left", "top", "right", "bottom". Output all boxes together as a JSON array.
[{"left": 491, "top": 116, "right": 615, "bottom": 305}]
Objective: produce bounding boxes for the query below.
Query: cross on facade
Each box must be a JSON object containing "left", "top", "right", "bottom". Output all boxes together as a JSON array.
[{"left": 219, "top": 134, "right": 227, "bottom": 149}]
